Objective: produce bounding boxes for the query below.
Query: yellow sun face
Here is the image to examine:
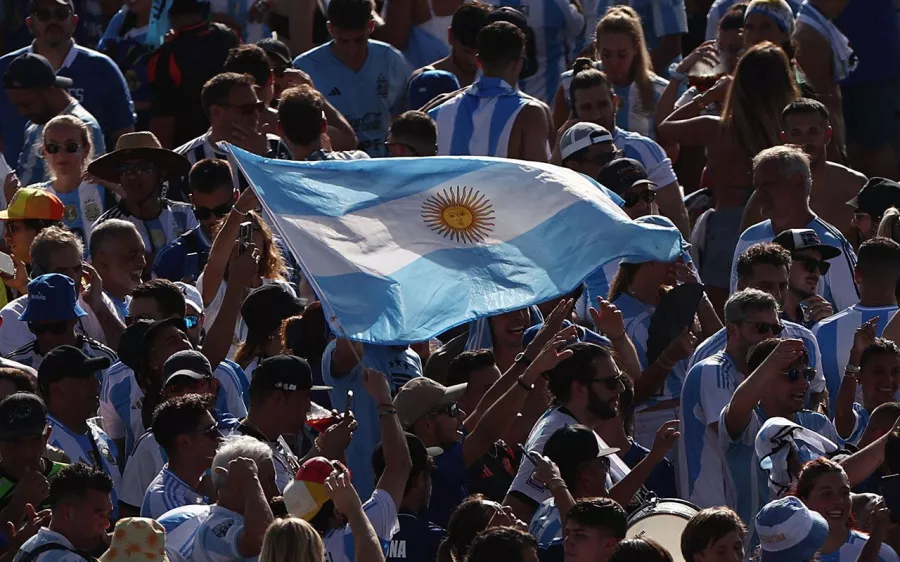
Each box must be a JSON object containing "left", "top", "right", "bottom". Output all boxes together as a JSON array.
[{"left": 422, "top": 186, "right": 495, "bottom": 243}]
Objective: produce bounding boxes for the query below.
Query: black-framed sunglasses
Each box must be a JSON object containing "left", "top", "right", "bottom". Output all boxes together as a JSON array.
[
  {"left": 28, "top": 321, "right": 68, "bottom": 335},
  {"left": 192, "top": 203, "right": 233, "bottom": 221},
  {"left": 621, "top": 189, "right": 656, "bottom": 208},
  {"left": 425, "top": 402, "right": 459, "bottom": 419},
  {"left": 33, "top": 7, "right": 72, "bottom": 22},
  {"left": 184, "top": 315, "right": 200, "bottom": 330},
  {"left": 590, "top": 371, "right": 626, "bottom": 391},
  {"left": 747, "top": 322, "right": 784, "bottom": 336},
  {"left": 45, "top": 142, "right": 81, "bottom": 155},
  {"left": 788, "top": 366, "right": 816, "bottom": 383},
  {"left": 188, "top": 421, "right": 223, "bottom": 440},
  {"left": 117, "top": 161, "right": 156, "bottom": 177},
  {"left": 223, "top": 101, "right": 266, "bottom": 116},
  {"left": 794, "top": 256, "right": 831, "bottom": 275}
]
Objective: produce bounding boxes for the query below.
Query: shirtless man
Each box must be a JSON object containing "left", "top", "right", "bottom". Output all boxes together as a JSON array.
[
  {"left": 408, "top": 2, "right": 492, "bottom": 89},
  {"left": 741, "top": 98, "right": 866, "bottom": 247}
]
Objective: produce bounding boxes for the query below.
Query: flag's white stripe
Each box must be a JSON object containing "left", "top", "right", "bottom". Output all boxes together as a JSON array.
[
  {"left": 276, "top": 165, "right": 625, "bottom": 278},
  {"left": 470, "top": 97, "right": 497, "bottom": 156}
]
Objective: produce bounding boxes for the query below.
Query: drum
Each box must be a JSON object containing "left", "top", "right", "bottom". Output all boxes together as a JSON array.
[{"left": 625, "top": 498, "right": 700, "bottom": 562}]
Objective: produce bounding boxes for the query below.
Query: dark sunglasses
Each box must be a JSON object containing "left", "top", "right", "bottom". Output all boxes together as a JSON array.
[
  {"left": 590, "top": 371, "right": 626, "bottom": 390},
  {"left": 33, "top": 7, "right": 72, "bottom": 22},
  {"left": 787, "top": 366, "right": 816, "bottom": 383},
  {"left": 192, "top": 203, "right": 232, "bottom": 221},
  {"left": 622, "top": 189, "right": 656, "bottom": 208},
  {"left": 224, "top": 101, "right": 266, "bottom": 116},
  {"left": 117, "top": 161, "right": 156, "bottom": 177},
  {"left": 795, "top": 256, "right": 830, "bottom": 275},
  {"left": 189, "top": 421, "right": 222, "bottom": 440},
  {"left": 45, "top": 142, "right": 81, "bottom": 155},
  {"left": 184, "top": 315, "right": 200, "bottom": 330},
  {"left": 749, "top": 322, "right": 784, "bottom": 336},
  {"left": 426, "top": 402, "right": 459, "bottom": 419},
  {"left": 28, "top": 321, "right": 68, "bottom": 335}
]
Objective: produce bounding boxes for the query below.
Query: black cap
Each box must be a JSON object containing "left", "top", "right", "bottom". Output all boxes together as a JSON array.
[
  {"left": 143, "top": 317, "right": 188, "bottom": 347},
  {"left": 256, "top": 38, "right": 292, "bottom": 66},
  {"left": 596, "top": 158, "right": 656, "bottom": 194},
  {"left": 118, "top": 319, "right": 154, "bottom": 371},
  {"left": 846, "top": 177, "right": 900, "bottom": 219},
  {"left": 0, "top": 392, "right": 47, "bottom": 440},
  {"left": 250, "top": 355, "right": 331, "bottom": 396},
  {"left": 541, "top": 424, "right": 619, "bottom": 482},
  {"left": 2, "top": 53, "right": 73, "bottom": 90},
  {"left": 772, "top": 229, "right": 842, "bottom": 260},
  {"left": 38, "top": 345, "right": 110, "bottom": 393},
  {"left": 484, "top": 8, "right": 538, "bottom": 80},
  {"left": 372, "top": 432, "right": 442, "bottom": 481},
  {"left": 28, "top": 0, "right": 75, "bottom": 12},
  {"left": 241, "top": 285, "right": 305, "bottom": 336},
  {"left": 163, "top": 349, "right": 213, "bottom": 388}
]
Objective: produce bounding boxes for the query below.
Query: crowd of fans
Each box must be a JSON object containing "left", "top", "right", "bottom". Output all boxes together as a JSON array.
[{"left": 0, "top": 0, "right": 899, "bottom": 561}]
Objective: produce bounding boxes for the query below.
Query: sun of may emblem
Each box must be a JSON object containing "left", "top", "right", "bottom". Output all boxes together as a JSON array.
[{"left": 421, "top": 186, "right": 495, "bottom": 243}]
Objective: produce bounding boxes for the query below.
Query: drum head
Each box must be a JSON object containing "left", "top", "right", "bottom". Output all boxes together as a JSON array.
[{"left": 625, "top": 499, "right": 700, "bottom": 562}]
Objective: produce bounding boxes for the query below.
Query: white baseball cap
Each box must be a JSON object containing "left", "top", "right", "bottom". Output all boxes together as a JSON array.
[
  {"left": 174, "top": 281, "right": 203, "bottom": 314},
  {"left": 559, "top": 122, "right": 613, "bottom": 161}
]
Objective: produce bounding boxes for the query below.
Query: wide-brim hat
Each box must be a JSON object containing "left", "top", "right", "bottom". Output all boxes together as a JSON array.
[{"left": 87, "top": 132, "right": 190, "bottom": 184}]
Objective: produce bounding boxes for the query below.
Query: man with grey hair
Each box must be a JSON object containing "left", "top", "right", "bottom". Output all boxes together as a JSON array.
[
  {"left": 678, "top": 288, "right": 781, "bottom": 508},
  {"left": 168, "top": 436, "right": 276, "bottom": 562},
  {"left": 89, "top": 219, "right": 147, "bottom": 322},
  {"left": 729, "top": 145, "right": 858, "bottom": 312}
]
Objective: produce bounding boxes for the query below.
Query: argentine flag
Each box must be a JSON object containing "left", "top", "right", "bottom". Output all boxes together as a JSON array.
[{"left": 226, "top": 146, "right": 684, "bottom": 344}]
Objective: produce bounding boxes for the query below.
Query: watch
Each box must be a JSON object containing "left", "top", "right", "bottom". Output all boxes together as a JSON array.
[{"left": 514, "top": 352, "right": 532, "bottom": 367}]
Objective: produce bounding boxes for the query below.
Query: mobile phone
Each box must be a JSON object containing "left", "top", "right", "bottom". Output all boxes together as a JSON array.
[
  {"left": 0, "top": 252, "right": 15, "bottom": 277},
  {"left": 238, "top": 221, "right": 253, "bottom": 253},
  {"left": 344, "top": 390, "right": 354, "bottom": 415},
  {"left": 880, "top": 474, "right": 900, "bottom": 523},
  {"left": 184, "top": 252, "right": 199, "bottom": 282},
  {"left": 517, "top": 443, "right": 541, "bottom": 465}
]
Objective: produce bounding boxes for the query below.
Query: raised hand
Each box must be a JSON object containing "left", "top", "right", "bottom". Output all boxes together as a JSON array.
[
  {"left": 523, "top": 298, "right": 573, "bottom": 360},
  {"left": 361, "top": 368, "right": 392, "bottom": 405},
  {"left": 663, "top": 327, "right": 698, "bottom": 362},
  {"left": 589, "top": 297, "right": 625, "bottom": 340},
  {"left": 324, "top": 470, "right": 363, "bottom": 515},
  {"left": 852, "top": 317, "right": 879, "bottom": 357},
  {"left": 649, "top": 420, "right": 680, "bottom": 462}
]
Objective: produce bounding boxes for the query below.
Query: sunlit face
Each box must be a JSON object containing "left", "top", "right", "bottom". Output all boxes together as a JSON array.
[
  {"left": 782, "top": 113, "right": 831, "bottom": 168},
  {"left": 753, "top": 160, "right": 804, "bottom": 221},
  {"left": 596, "top": 32, "right": 635, "bottom": 85},
  {"left": 27, "top": 0, "right": 77, "bottom": 49},
  {"left": 693, "top": 531, "right": 745, "bottom": 562},
  {"left": 118, "top": 159, "right": 161, "bottom": 203},
  {"left": 859, "top": 352, "right": 900, "bottom": 410},
  {"left": 96, "top": 228, "right": 146, "bottom": 296},
  {"left": 788, "top": 248, "right": 824, "bottom": 298},
  {"left": 744, "top": 263, "right": 790, "bottom": 306},
  {"left": 572, "top": 86, "right": 616, "bottom": 131},
  {"left": 584, "top": 355, "right": 625, "bottom": 419},
  {"left": 851, "top": 211, "right": 877, "bottom": 243},
  {"left": 190, "top": 186, "right": 235, "bottom": 237},
  {"left": 328, "top": 22, "right": 373, "bottom": 68},
  {"left": 743, "top": 13, "right": 788, "bottom": 48},
  {"left": 148, "top": 325, "right": 192, "bottom": 374},
  {"left": 64, "top": 489, "right": 114, "bottom": 545},
  {"left": 213, "top": 83, "right": 263, "bottom": 131},
  {"left": 43, "top": 123, "right": 87, "bottom": 177},
  {"left": 766, "top": 354, "right": 810, "bottom": 414},
  {"left": 563, "top": 521, "right": 618, "bottom": 562},
  {"left": 127, "top": 296, "right": 166, "bottom": 323},
  {"left": 803, "top": 470, "right": 852, "bottom": 529},
  {"left": 489, "top": 309, "right": 529, "bottom": 349},
  {"left": 717, "top": 29, "right": 744, "bottom": 73},
  {"left": 728, "top": 308, "right": 781, "bottom": 365},
  {"left": 4, "top": 221, "right": 40, "bottom": 263}
]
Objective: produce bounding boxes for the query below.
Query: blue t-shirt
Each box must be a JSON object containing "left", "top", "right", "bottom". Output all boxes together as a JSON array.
[
  {"left": 293, "top": 40, "right": 411, "bottom": 157},
  {"left": 386, "top": 511, "right": 446, "bottom": 562},
  {"left": 152, "top": 227, "right": 212, "bottom": 282},
  {"left": 621, "top": 439, "right": 677, "bottom": 498},
  {"left": 98, "top": 8, "right": 153, "bottom": 128},
  {"left": 0, "top": 44, "right": 135, "bottom": 168},
  {"left": 835, "top": 0, "right": 900, "bottom": 85},
  {"left": 427, "top": 441, "right": 469, "bottom": 529}
]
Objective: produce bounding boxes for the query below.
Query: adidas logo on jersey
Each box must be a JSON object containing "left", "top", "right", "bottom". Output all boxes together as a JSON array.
[{"left": 327, "top": 87, "right": 342, "bottom": 96}]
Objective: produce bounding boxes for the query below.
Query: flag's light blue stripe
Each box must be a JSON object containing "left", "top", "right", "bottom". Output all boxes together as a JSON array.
[{"left": 451, "top": 96, "right": 481, "bottom": 156}]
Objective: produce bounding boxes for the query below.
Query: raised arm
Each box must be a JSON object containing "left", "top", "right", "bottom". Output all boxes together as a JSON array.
[
  {"left": 835, "top": 319, "right": 877, "bottom": 440},
  {"left": 227, "top": 457, "right": 274, "bottom": 558},
  {"left": 200, "top": 188, "right": 259, "bottom": 306},
  {"left": 324, "top": 471, "right": 386, "bottom": 562},
  {"left": 369, "top": 369, "right": 412, "bottom": 508}
]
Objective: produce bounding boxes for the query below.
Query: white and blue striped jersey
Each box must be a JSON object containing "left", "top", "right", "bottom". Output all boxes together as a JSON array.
[
  {"left": 612, "top": 127, "right": 678, "bottom": 188},
  {"left": 557, "top": 62, "right": 668, "bottom": 138},
  {"left": 678, "top": 351, "right": 741, "bottom": 507},
  {"left": 819, "top": 530, "right": 900, "bottom": 562},
  {"left": 719, "top": 406, "right": 839, "bottom": 549},
  {"left": 729, "top": 217, "right": 859, "bottom": 311},
  {"left": 293, "top": 40, "right": 411, "bottom": 158},
  {"left": 192, "top": 505, "right": 251, "bottom": 562},
  {"left": 841, "top": 403, "right": 870, "bottom": 446},
  {"left": 7, "top": 336, "right": 117, "bottom": 374},
  {"left": 209, "top": 0, "right": 271, "bottom": 42},
  {"left": 100, "top": 360, "right": 248, "bottom": 457},
  {"left": 429, "top": 76, "right": 534, "bottom": 158},
  {"left": 688, "top": 323, "right": 826, "bottom": 393},
  {"left": 13, "top": 529, "right": 90, "bottom": 562},
  {"left": 141, "top": 466, "right": 208, "bottom": 519},
  {"left": 158, "top": 504, "right": 212, "bottom": 561},
  {"left": 613, "top": 292, "right": 689, "bottom": 410},
  {"left": 47, "top": 416, "right": 121, "bottom": 518},
  {"left": 483, "top": 0, "right": 586, "bottom": 104},
  {"left": 812, "top": 304, "right": 899, "bottom": 416},
  {"left": 529, "top": 499, "right": 562, "bottom": 544},
  {"left": 95, "top": 200, "right": 199, "bottom": 259},
  {"left": 323, "top": 489, "right": 400, "bottom": 562},
  {"left": 705, "top": 0, "right": 801, "bottom": 40}
]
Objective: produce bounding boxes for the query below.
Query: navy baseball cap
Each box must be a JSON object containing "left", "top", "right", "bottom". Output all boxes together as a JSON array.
[
  {"left": 408, "top": 70, "right": 460, "bottom": 110},
  {"left": 597, "top": 158, "right": 656, "bottom": 194},
  {"left": 19, "top": 274, "right": 87, "bottom": 322},
  {"left": 2, "top": 53, "right": 73, "bottom": 90}
]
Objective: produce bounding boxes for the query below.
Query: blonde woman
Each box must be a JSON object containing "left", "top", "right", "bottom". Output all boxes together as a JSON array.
[
  {"left": 259, "top": 518, "right": 325, "bottom": 562},
  {"left": 553, "top": 6, "right": 668, "bottom": 138}
]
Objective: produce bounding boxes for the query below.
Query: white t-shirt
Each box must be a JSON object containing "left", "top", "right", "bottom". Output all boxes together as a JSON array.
[
  {"left": 0, "top": 292, "right": 115, "bottom": 356},
  {"left": 323, "top": 489, "right": 400, "bottom": 562},
  {"left": 192, "top": 505, "right": 252, "bottom": 562},
  {"left": 13, "top": 529, "right": 89, "bottom": 562},
  {"left": 120, "top": 430, "right": 165, "bottom": 508}
]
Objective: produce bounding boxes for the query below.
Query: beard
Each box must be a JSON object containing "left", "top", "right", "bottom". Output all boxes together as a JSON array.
[{"left": 586, "top": 386, "right": 618, "bottom": 420}]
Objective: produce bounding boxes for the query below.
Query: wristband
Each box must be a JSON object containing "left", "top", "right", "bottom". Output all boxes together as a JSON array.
[
  {"left": 517, "top": 374, "right": 535, "bottom": 391},
  {"left": 844, "top": 364, "right": 860, "bottom": 375},
  {"left": 378, "top": 408, "right": 398, "bottom": 417},
  {"left": 514, "top": 352, "right": 533, "bottom": 367}
]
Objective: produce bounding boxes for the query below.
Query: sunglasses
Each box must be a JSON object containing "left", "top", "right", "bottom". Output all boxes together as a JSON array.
[
  {"left": 425, "top": 402, "right": 459, "bottom": 419},
  {"left": 192, "top": 203, "right": 232, "bottom": 221},
  {"left": 622, "top": 189, "right": 656, "bottom": 208},
  {"left": 787, "top": 366, "right": 816, "bottom": 383},
  {"left": 117, "top": 161, "right": 156, "bottom": 177},
  {"left": 748, "top": 322, "right": 784, "bottom": 336},
  {"left": 188, "top": 421, "right": 222, "bottom": 440},
  {"left": 223, "top": 101, "right": 266, "bottom": 116},
  {"left": 28, "top": 321, "right": 68, "bottom": 335},
  {"left": 184, "top": 315, "right": 200, "bottom": 330},
  {"left": 794, "top": 256, "right": 830, "bottom": 275},
  {"left": 45, "top": 142, "right": 81, "bottom": 155},
  {"left": 33, "top": 7, "right": 72, "bottom": 21},
  {"left": 590, "top": 371, "right": 626, "bottom": 390}
]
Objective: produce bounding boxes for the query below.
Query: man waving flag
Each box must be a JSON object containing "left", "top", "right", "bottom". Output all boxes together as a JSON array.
[{"left": 226, "top": 146, "right": 684, "bottom": 344}]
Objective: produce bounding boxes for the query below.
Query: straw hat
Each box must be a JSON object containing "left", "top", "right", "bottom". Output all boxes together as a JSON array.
[
  {"left": 100, "top": 518, "right": 170, "bottom": 562},
  {"left": 87, "top": 132, "right": 190, "bottom": 184}
]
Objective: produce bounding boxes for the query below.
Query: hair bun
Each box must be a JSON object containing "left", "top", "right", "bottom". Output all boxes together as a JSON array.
[{"left": 572, "top": 57, "right": 594, "bottom": 74}]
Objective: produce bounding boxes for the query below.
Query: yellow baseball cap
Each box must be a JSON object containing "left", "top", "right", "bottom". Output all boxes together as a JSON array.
[{"left": 0, "top": 187, "right": 64, "bottom": 221}]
